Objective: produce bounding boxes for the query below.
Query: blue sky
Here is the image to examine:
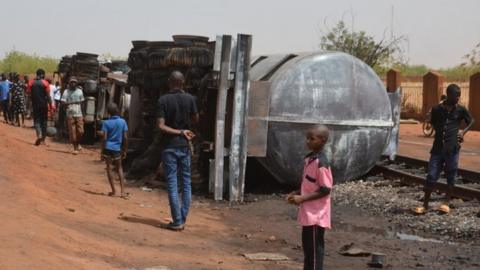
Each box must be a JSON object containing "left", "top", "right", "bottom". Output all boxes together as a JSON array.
[{"left": 1, "top": 0, "right": 478, "bottom": 68}]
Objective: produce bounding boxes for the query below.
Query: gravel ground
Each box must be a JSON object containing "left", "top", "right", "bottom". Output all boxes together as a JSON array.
[{"left": 333, "top": 177, "right": 480, "bottom": 243}]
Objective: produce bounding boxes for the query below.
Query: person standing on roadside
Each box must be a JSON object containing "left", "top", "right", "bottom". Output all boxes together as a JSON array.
[
  {"left": 0, "top": 73, "right": 11, "bottom": 123},
  {"left": 53, "top": 81, "right": 62, "bottom": 109},
  {"left": 100, "top": 103, "right": 129, "bottom": 199},
  {"left": 61, "top": 77, "right": 85, "bottom": 154},
  {"left": 157, "top": 71, "right": 199, "bottom": 231},
  {"left": 287, "top": 125, "right": 333, "bottom": 270},
  {"left": 47, "top": 79, "right": 56, "bottom": 111},
  {"left": 6, "top": 73, "right": 14, "bottom": 124},
  {"left": 27, "top": 69, "right": 53, "bottom": 145},
  {"left": 9, "top": 73, "right": 26, "bottom": 127},
  {"left": 414, "top": 84, "right": 475, "bottom": 214},
  {"left": 23, "top": 75, "right": 32, "bottom": 119}
]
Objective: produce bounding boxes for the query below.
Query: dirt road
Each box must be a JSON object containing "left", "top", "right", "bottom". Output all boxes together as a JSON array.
[{"left": 0, "top": 121, "right": 479, "bottom": 270}]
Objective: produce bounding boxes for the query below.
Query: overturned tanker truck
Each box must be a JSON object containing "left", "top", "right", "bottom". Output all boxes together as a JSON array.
[
  {"left": 125, "top": 35, "right": 399, "bottom": 185},
  {"left": 250, "top": 52, "right": 398, "bottom": 184}
]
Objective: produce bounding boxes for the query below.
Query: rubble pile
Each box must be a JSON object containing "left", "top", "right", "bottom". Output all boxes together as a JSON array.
[{"left": 333, "top": 178, "right": 480, "bottom": 242}]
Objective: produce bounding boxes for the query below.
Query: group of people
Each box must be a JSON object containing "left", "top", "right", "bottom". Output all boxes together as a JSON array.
[
  {"left": 0, "top": 68, "right": 127, "bottom": 199},
  {"left": 2, "top": 69, "right": 199, "bottom": 237},
  {"left": 0, "top": 71, "right": 63, "bottom": 128},
  {"left": 5, "top": 66, "right": 475, "bottom": 270},
  {"left": 12, "top": 69, "right": 130, "bottom": 198},
  {"left": 10, "top": 68, "right": 85, "bottom": 152},
  {"left": 0, "top": 72, "right": 28, "bottom": 126},
  {"left": 158, "top": 80, "right": 473, "bottom": 270}
]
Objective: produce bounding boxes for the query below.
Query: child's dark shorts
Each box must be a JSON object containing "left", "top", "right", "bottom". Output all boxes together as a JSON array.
[{"left": 102, "top": 149, "right": 121, "bottom": 161}]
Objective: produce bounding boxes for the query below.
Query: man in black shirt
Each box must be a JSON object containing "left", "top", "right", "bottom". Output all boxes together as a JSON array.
[
  {"left": 157, "top": 71, "right": 199, "bottom": 231},
  {"left": 416, "top": 84, "right": 475, "bottom": 214},
  {"left": 27, "top": 69, "right": 54, "bottom": 146}
]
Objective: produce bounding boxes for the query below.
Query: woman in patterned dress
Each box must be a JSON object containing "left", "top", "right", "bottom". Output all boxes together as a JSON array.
[{"left": 9, "top": 73, "right": 26, "bottom": 126}]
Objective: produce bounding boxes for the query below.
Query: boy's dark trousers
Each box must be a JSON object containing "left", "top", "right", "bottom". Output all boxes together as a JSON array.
[{"left": 302, "top": 225, "right": 325, "bottom": 270}]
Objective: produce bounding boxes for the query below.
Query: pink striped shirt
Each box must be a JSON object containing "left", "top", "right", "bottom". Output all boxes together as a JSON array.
[{"left": 297, "top": 152, "right": 333, "bottom": 229}]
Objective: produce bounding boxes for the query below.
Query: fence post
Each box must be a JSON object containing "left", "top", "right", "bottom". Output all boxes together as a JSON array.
[
  {"left": 422, "top": 71, "right": 444, "bottom": 116},
  {"left": 470, "top": 72, "right": 480, "bottom": 131},
  {"left": 386, "top": 69, "right": 401, "bottom": 92}
]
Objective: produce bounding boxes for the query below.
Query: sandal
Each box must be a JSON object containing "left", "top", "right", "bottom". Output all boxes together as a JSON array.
[
  {"left": 438, "top": 204, "right": 450, "bottom": 214},
  {"left": 412, "top": 206, "right": 427, "bottom": 215}
]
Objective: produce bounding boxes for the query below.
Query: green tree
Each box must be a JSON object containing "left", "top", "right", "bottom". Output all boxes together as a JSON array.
[
  {"left": 320, "top": 20, "right": 404, "bottom": 70},
  {"left": 0, "top": 50, "right": 58, "bottom": 75},
  {"left": 432, "top": 42, "right": 480, "bottom": 80},
  {"left": 462, "top": 42, "right": 480, "bottom": 68}
]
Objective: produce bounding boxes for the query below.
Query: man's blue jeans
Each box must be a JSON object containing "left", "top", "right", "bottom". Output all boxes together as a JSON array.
[
  {"left": 426, "top": 151, "right": 459, "bottom": 187},
  {"left": 162, "top": 147, "right": 192, "bottom": 226}
]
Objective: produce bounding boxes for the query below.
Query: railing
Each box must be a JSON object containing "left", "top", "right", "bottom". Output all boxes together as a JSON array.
[
  {"left": 400, "top": 81, "right": 469, "bottom": 119},
  {"left": 383, "top": 70, "right": 477, "bottom": 127}
]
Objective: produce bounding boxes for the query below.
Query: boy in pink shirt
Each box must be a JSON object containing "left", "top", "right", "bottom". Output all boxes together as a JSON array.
[{"left": 287, "top": 125, "right": 333, "bottom": 270}]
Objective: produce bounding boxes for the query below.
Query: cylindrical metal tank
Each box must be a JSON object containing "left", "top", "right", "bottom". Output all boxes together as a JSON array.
[
  {"left": 84, "top": 97, "right": 96, "bottom": 123},
  {"left": 250, "top": 52, "right": 393, "bottom": 184}
]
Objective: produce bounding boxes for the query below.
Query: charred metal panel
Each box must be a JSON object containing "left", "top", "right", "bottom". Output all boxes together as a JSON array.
[
  {"left": 128, "top": 86, "right": 143, "bottom": 138},
  {"left": 250, "top": 56, "right": 267, "bottom": 67},
  {"left": 250, "top": 54, "right": 292, "bottom": 81},
  {"left": 248, "top": 81, "right": 270, "bottom": 118},
  {"left": 96, "top": 85, "right": 107, "bottom": 119},
  {"left": 247, "top": 81, "right": 271, "bottom": 157},
  {"left": 229, "top": 34, "right": 253, "bottom": 202},
  {"left": 247, "top": 119, "right": 269, "bottom": 157},
  {"left": 213, "top": 35, "right": 233, "bottom": 201},
  {"left": 383, "top": 88, "right": 402, "bottom": 160}
]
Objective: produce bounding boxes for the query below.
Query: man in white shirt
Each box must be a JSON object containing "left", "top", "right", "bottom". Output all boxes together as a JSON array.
[
  {"left": 53, "top": 81, "right": 62, "bottom": 108},
  {"left": 61, "top": 77, "right": 85, "bottom": 154},
  {"left": 47, "top": 79, "right": 56, "bottom": 109}
]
